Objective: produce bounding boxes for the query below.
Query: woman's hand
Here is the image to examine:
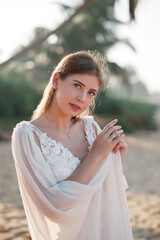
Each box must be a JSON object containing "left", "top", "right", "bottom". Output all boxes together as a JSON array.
[
  {"left": 112, "top": 140, "right": 128, "bottom": 159},
  {"left": 90, "top": 119, "right": 125, "bottom": 162}
]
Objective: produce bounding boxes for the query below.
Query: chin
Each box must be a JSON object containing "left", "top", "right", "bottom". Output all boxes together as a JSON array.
[{"left": 61, "top": 105, "right": 85, "bottom": 118}]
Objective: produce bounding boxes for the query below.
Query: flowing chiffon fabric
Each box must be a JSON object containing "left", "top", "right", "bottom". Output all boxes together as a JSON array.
[{"left": 11, "top": 118, "right": 133, "bottom": 240}]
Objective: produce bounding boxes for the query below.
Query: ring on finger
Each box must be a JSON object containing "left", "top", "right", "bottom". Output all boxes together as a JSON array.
[{"left": 110, "top": 133, "right": 116, "bottom": 138}]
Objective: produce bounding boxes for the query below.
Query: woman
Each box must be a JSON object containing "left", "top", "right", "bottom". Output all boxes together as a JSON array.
[{"left": 12, "top": 51, "right": 133, "bottom": 240}]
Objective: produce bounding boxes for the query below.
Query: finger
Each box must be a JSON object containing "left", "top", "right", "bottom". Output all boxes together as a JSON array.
[
  {"left": 113, "top": 141, "right": 127, "bottom": 153},
  {"left": 113, "top": 134, "right": 125, "bottom": 144},
  {"left": 102, "top": 119, "right": 118, "bottom": 132},
  {"left": 111, "top": 129, "right": 123, "bottom": 139},
  {"left": 105, "top": 125, "right": 122, "bottom": 137},
  {"left": 118, "top": 139, "right": 125, "bottom": 143},
  {"left": 113, "top": 143, "right": 121, "bottom": 153},
  {"left": 114, "top": 141, "right": 127, "bottom": 151},
  {"left": 119, "top": 142, "right": 128, "bottom": 149}
]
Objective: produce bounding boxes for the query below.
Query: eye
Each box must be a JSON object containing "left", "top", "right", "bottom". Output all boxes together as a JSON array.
[
  {"left": 74, "top": 83, "right": 81, "bottom": 89},
  {"left": 88, "top": 91, "right": 96, "bottom": 96}
]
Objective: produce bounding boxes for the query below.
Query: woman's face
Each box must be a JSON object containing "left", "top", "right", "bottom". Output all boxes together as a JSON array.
[{"left": 53, "top": 73, "right": 100, "bottom": 117}]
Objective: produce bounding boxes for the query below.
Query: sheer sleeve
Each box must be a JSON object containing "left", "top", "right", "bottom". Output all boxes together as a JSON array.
[
  {"left": 12, "top": 124, "right": 64, "bottom": 221},
  {"left": 11, "top": 123, "right": 103, "bottom": 221},
  {"left": 11, "top": 122, "right": 133, "bottom": 240}
]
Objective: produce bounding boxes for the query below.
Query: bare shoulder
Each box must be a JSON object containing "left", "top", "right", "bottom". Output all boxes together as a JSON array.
[
  {"left": 70, "top": 117, "right": 83, "bottom": 133},
  {"left": 73, "top": 117, "right": 85, "bottom": 130},
  {"left": 29, "top": 117, "right": 45, "bottom": 148},
  {"left": 30, "top": 117, "right": 42, "bottom": 126},
  {"left": 30, "top": 116, "right": 46, "bottom": 129}
]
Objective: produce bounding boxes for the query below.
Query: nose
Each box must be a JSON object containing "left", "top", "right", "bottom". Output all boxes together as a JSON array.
[{"left": 76, "top": 91, "right": 86, "bottom": 103}]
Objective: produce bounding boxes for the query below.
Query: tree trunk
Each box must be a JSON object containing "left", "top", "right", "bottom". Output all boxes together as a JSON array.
[{"left": 0, "top": 0, "right": 94, "bottom": 69}]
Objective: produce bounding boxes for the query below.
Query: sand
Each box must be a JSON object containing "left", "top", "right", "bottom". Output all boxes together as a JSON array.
[{"left": 0, "top": 109, "right": 160, "bottom": 240}]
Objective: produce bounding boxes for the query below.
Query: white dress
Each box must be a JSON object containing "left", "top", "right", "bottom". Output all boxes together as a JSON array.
[{"left": 11, "top": 116, "right": 133, "bottom": 240}]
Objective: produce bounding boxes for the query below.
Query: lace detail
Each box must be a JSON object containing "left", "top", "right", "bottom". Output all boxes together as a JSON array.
[
  {"left": 83, "top": 116, "right": 97, "bottom": 152},
  {"left": 14, "top": 117, "right": 97, "bottom": 184},
  {"left": 38, "top": 132, "right": 81, "bottom": 183}
]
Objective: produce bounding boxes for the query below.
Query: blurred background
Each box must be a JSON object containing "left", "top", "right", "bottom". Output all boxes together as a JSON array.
[{"left": 0, "top": 0, "right": 160, "bottom": 239}]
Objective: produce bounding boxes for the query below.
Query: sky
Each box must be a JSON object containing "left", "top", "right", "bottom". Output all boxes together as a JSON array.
[
  {"left": 0, "top": 0, "right": 160, "bottom": 94},
  {"left": 109, "top": 0, "right": 160, "bottom": 94}
]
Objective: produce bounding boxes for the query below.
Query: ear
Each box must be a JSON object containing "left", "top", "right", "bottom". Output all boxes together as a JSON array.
[{"left": 52, "top": 72, "right": 60, "bottom": 89}]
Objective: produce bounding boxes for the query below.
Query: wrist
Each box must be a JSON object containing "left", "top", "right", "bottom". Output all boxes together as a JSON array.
[
  {"left": 89, "top": 150, "right": 108, "bottom": 163},
  {"left": 88, "top": 151, "right": 102, "bottom": 163}
]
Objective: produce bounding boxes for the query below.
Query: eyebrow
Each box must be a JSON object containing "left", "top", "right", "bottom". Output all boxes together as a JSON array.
[{"left": 73, "top": 80, "right": 98, "bottom": 93}]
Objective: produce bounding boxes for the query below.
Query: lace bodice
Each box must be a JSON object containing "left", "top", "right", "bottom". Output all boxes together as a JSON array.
[
  {"left": 14, "top": 116, "right": 98, "bottom": 183},
  {"left": 12, "top": 115, "right": 133, "bottom": 240}
]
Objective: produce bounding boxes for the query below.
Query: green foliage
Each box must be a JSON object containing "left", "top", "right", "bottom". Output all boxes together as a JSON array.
[
  {"left": 15, "top": 0, "right": 134, "bottom": 86},
  {"left": 0, "top": 70, "right": 157, "bottom": 134},
  {"left": 94, "top": 92, "right": 158, "bottom": 132},
  {"left": 0, "top": 70, "right": 42, "bottom": 119}
]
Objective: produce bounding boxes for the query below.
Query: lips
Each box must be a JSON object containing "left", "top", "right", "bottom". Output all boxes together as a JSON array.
[{"left": 69, "top": 103, "right": 81, "bottom": 111}]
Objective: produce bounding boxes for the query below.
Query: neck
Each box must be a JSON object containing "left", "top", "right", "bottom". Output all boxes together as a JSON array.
[{"left": 46, "top": 103, "right": 72, "bottom": 132}]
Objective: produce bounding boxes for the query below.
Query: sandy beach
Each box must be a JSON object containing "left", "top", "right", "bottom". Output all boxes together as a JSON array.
[{"left": 0, "top": 109, "right": 160, "bottom": 240}]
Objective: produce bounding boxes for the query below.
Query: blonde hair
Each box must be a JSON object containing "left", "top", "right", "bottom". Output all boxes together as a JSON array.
[{"left": 31, "top": 50, "right": 108, "bottom": 120}]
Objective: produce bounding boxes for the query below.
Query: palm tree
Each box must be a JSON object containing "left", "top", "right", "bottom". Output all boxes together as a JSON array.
[{"left": 0, "top": 0, "right": 138, "bottom": 69}]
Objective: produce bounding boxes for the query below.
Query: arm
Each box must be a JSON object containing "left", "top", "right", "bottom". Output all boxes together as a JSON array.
[
  {"left": 67, "top": 119, "right": 125, "bottom": 185},
  {"left": 66, "top": 152, "right": 101, "bottom": 185}
]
